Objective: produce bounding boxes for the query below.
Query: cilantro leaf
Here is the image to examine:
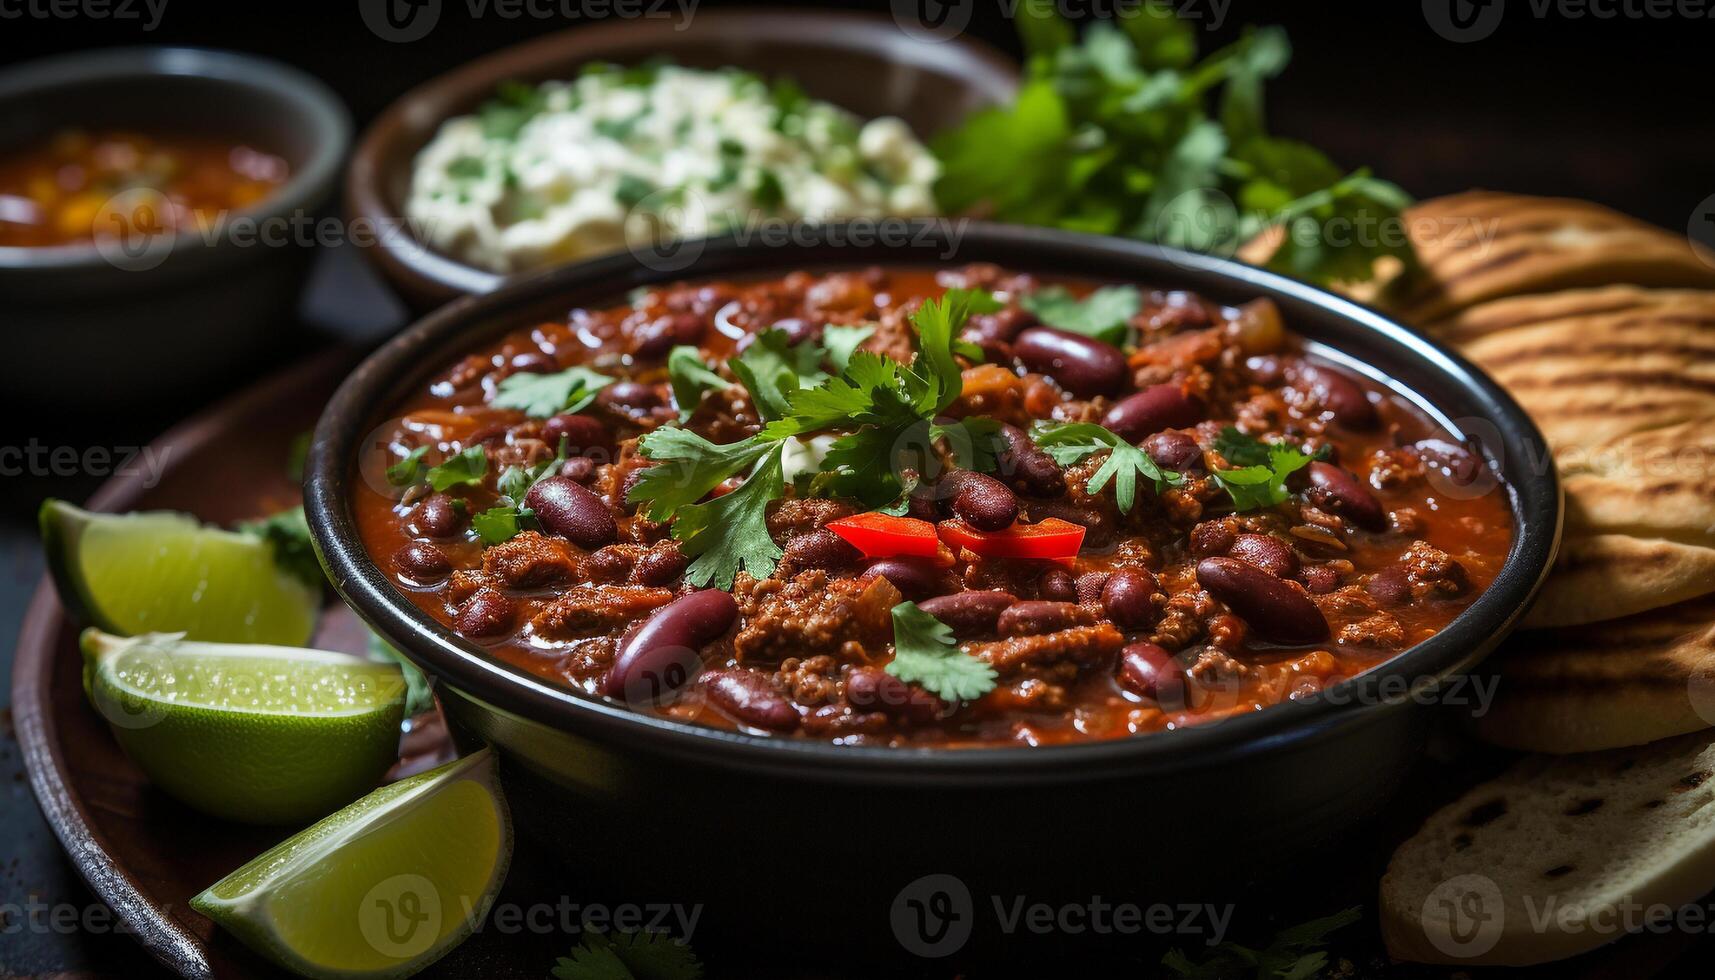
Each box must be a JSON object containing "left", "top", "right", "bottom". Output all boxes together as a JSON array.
[
  {"left": 821, "top": 324, "right": 875, "bottom": 373},
  {"left": 235, "top": 506, "right": 322, "bottom": 590},
  {"left": 1162, "top": 906, "right": 1358, "bottom": 980},
  {"left": 366, "top": 631, "right": 435, "bottom": 718},
  {"left": 1209, "top": 427, "right": 1321, "bottom": 511},
  {"left": 493, "top": 365, "right": 613, "bottom": 418},
  {"left": 1020, "top": 285, "right": 1140, "bottom": 344},
  {"left": 628, "top": 430, "right": 778, "bottom": 522},
  {"left": 1030, "top": 421, "right": 1183, "bottom": 512},
  {"left": 888, "top": 601, "right": 997, "bottom": 702},
  {"left": 909, "top": 290, "right": 988, "bottom": 414},
  {"left": 729, "top": 329, "right": 826, "bottom": 423},
  {"left": 671, "top": 443, "right": 786, "bottom": 589},
  {"left": 666, "top": 346, "right": 728, "bottom": 421},
  {"left": 426, "top": 446, "right": 488, "bottom": 492},
  {"left": 472, "top": 505, "right": 534, "bottom": 545},
  {"left": 551, "top": 931, "right": 702, "bottom": 980},
  {"left": 385, "top": 446, "right": 430, "bottom": 487}
]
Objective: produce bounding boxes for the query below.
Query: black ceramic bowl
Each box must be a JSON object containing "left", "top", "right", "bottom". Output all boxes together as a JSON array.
[
  {"left": 306, "top": 223, "right": 1559, "bottom": 956},
  {"left": 0, "top": 48, "right": 349, "bottom": 408}
]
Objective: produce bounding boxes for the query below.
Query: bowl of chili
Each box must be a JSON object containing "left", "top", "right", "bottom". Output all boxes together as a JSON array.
[{"left": 306, "top": 222, "right": 1560, "bottom": 914}]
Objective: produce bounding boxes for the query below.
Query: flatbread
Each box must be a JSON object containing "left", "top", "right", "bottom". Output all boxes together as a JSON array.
[
  {"left": 1523, "top": 533, "right": 1715, "bottom": 629},
  {"left": 1427, "top": 285, "right": 1715, "bottom": 346},
  {"left": 1478, "top": 595, "right": 1715, "bottom": 752},
  {"left": 1557, "top": 419, "right": 1715, "bottom": 549},
  {"left": 1381, "top": 191, "right": 1715, "bottom": 324}
]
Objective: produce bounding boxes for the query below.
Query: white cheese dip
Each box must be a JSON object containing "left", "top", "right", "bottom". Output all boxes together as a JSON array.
[{"left": 407, "top": 65, "right": 941, "bottom": 273}]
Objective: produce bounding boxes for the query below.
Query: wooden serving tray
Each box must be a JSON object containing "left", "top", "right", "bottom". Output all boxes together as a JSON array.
[{"left": 10, "top": 349, "right": 1703, "bottom": 979}]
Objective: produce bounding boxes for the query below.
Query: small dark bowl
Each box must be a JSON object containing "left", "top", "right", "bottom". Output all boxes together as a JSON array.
[
  {"left": 306, "top": 224, "right": 1559, "bottom": 958},
  {"left": 0, "top": 48, "right": 349, "bottom": 409},
  {"left": 346, "top": 8, "right": 1019, "bottom": 310}
]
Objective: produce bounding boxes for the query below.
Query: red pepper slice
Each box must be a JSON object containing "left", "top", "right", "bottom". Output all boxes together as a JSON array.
[
  {"left": 938, "top": 518, "right": 1087, "bottom": 561},
  {"left": 826, "top": 513, "right": 942, "bottom": 558}
]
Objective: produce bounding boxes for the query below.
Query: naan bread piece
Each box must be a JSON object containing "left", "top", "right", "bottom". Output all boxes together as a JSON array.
[
  {"left": 1558, "top": 419, "right": 1715, "bottom": 549},
  {"left": 1428, "top": 286, "right": 1715, "bottom": 346},
  {"left": 1524, "top": 534, "right": 1715, "bottom": 629},
  {"left": 1458, "top": 315, "right": 1715, "bottom": 451},
  {"left": 1476, "top": 596, "right": 1715, "bottom": 752},
  {"left": 1380, "top": 192, "right": 1715, "bottom": 324}
]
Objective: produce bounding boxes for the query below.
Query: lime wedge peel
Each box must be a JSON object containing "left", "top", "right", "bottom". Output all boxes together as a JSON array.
[
  {"left": 41, "top": 499, "right": 319, "bottom": 647},
  {"left": 82, "top": 630, "right": 407, "bottom": 825},
  {"left": 193, "top": 749, "right": 513, "bottom": 980}
]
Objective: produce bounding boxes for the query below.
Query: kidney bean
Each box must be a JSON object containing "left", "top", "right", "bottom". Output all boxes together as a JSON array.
[
  {"left": 703, "top": 669, "right": 799, "bottom": 732},
  {"left": 1415, "top": 438, "right": 1484, "bottom": 489},
  {"left": 1102, "top": 385, "right": 1204, "bottom": 442},
  {"left": 542, "top": 413, "right": 613, "bottom": 456},
  {"left": 526, "top": 476, "right": 618, "bottom": 549},
  {"left": 584, "top": 546, "right": 635, "bottom": 582},
  {"left": 1013, "top": 327, "right": 1127, "bottom": 398},
  {"left": 393, "top": 542, "right": 451, "bottom": 582},
  {"left": 633, "top": 313, "right": 705, "bottom": 358},
  {"left": 604, "top": 590, "right": 737, "bottom": 702},
  {"left": 616, "top": 467, "right": 650, "bottom": 511},
  {"left": 633, "top": 545, "right": 687, "bottom": 586},
  {"left": 997, "top": 600, "right": 1084, "bottom": 637},
  {"left": 1195, "top": 557, "right": 1329, "bottom": 644},
  {"left": 598, "top": 381, "right": 666, "bottom": 414},
  {"left": 1305, "top": 462, "right": 1387, "bottom": 532},
  {"left": 508, "top": 351, "right": 557, "bottom": 374},
  {"left": 1301, "top": 365, "right": 1377, "bottom": 429},
  {"left": 782, "top": 529, "right": 861, "bottom": 571},
  {"left": 1038, "top": 568, "right": 1077, "bottom": 602},
  {"left": 966, "top": 307, "right": 1037, "bottom": 345},
  {"left": 948, "top": 470, "right": 1019, "bottom": 531},
  {"left": 1026, "top": 499, "right": 1115, "bottom": 548},
  {"left": 1228, "top": 534, "right": 1299, "bottom": 579},
  {"left": 862, "top": 557, "right": 956, "bottom": 601},
  {"left": 560, "top": 456, "right": 596, "bottom": 483},
  {"left": 1300, "top": 564, "right": 1343, "bottom": 594},
  {"left": 412, "top": 493, "right": 464, "bottom": 538},
  {"left": 1075, "top": 572, "right": 1110, "bottom": 605},
  {"left": 1118, "top": 642, "right": 1183, "bottom": 704},
  {"left": 995, "top": 424, "right": 1067, "bottom": 498},
  {"left": 1101, "top": 568, "right": 1159, "bottom": 629},
  {"left": 1144, "top": 431, "right": 1203, "bottom": 472},
  {"left": 1365, "top": 566, "right": 1411, "bottom": 606},
  {"left": 846, "top": 666, "right": 942, "bottom": 724},
  {"left": 456, "top": 588, "right": 514, "bottom": 638},
  {"left": 917, "top": 591, "right": 1017, "bottom": 638}
]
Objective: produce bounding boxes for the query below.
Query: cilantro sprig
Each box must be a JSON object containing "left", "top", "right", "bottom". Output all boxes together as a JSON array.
[
  {"left": 425, "top": 446, "right": 488, "bottom": 492},
  {"left": 1030, "top": 421, "right": 1183, "bottom": 513},
  {"left": 493, "top": 365, "right": 613, "bottom": 418},
  {"left": 551, "top": 930, "right": 702, "bottom": 980},
  {"left": 1020, "top": 285, "right": 1140, "bottom": 344},
  {"left": 1162, "top": 906, "right": 1359, "bottom": 980},
  {"left": 888, "top": 601, "right": 996, "bottom": 702},
  {"left": 932, "top": 3, "right": 1414, "bottom": 286},
  {"left": 1209, "top": 427, "right": 1323, "bottom": 512}
]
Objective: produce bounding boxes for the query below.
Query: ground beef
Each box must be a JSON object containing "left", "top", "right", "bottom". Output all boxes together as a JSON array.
[
  {"left": 531, "top": 585, "right": 676, "bottom": 640},
  {"left": 968, "top": 623, "right": 1124, "bottom": 675},
  {"left": 1400, "top": 541, "right": 1470, "bottom": 598},
  {"left": 733, "top": 571, "right": 899, "bottom": 664},
  {"left": 1339, "top": 612, "right": 1407, "bottom": 649},
  {"left": 482, "top": 532, "right": 578, "bottom": 588},
  {"left": 766, "top": 497, "right": 857, "bottom": 545}
]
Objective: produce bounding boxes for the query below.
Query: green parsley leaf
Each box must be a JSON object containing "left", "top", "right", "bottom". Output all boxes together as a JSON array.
[
  {"left": 551, "top": 930, "right": 702, "bottom": 980},
  {"left": 385, "top": 446, "right": 431, "bottom": 487},
  {"left": 1030, "top": 421, "right": 1183, "bottom": 512},
  {"left": 666, "top": 346, "right": 728, "bottom": 421},
  {"left": 909, "top": 290, "right": 989, "bottom": 414},
  {"left": 493, "top": 366, "right": 614, "bottom": 418},
  {"left": 887, "top": 601, "right": 997, "bottom": 702},
  {"left": 1209, "top": 427, "right": 1322, "bottom": 511},
  {"left": 672, "top": 444, "right": 787, "bottom": 589},
  {"left": 426, "top": 446, "right": 488, "bottom": 492},
  {"left": 366, "top": 631, "right": 435, "bottom": 718},
  {"left": 821, "top": 324, "right": 875, "bottom": 373},
  {"left": 614, "top": 174, "right": 654, "bottom": 208},
  {"left": 628, "top": 430, "right": 777, "bottom": 523},
  {"left": 729, "top": 329, "right": 828, "bottom": 423},
  {"left": 1020, "top": 285, "right": 1140, "bottom": 344},
  {"left": 472, "top": 505, "right": 534, "bottom": 545},
  {"left": 235, "top": 506, "right": 322, "bottom": 590},
  {"left": 479, "top": 80, "right": 547, "bottom": 141}
]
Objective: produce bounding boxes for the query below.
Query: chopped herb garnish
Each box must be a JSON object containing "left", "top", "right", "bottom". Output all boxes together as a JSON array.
[
  {"left": 446, "top": 156, "right": 487, "bottom": 180},
  {"left": 821, "top": 324, "right": 875, "bottom": 373},
  {"left": 887, "top": 601, "right": 997, "bottom": 702},
  {"left": 235, "top": 506, "right": 322, "bottom": 590},
  {"left": 493, "top": 366, "right": 613, "bottom": 418},
  {"left": 425, "top": 446, "right": 488, "bottom": 492},
  {"left": 551, "top": 930, "right": 702, "bottom": 980},
  {"left": 472, "top": 505, "right": 534, "bottom": 546},
  {"left": 671, "top": 443, "right": 787, "bottom": 588},
  {"left": 629, "top": 431, "right": 778, "bottom": 524},
  {"left": 1162, "top": 906, "right": 1360, "bottom": 980},
  {"left": 385, "top": 446, "right": 431, "bottom": 487},
  {"left": 729, "top": 329, "right": 827, "bottom": 423},
  {"left": 479, "top": 80, "right": 547, "bottom": 141},
  {"left": 666, "top": 346, "right": 728, "bottom": 420},
  {"left": 1031, "top": 421, "right": 1183, "bottom": 512},
  {"left": 1020, "top": 285, "right": 1140, "bottom": 344},
  {"left": 751, "top": 168, "right": 785, "bottom": 210},
  {"left": 615, "top": 174, "right": 654, "bottom": 208},
  {"left": 1209, "top": 426, "right": 1324, "bottom": 511}
]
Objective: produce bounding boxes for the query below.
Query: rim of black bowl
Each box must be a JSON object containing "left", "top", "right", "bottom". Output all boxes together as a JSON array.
[
  {"left": 306, "top": 221, "right": 1562, "bottom": 786},
  {"left": 0, "top": 47, "right": 351, "bottom": 271}
]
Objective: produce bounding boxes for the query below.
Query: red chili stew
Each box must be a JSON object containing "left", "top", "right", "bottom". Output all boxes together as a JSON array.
[{"left": 353, "top": 265, "right": 1512, "bottom": 747}]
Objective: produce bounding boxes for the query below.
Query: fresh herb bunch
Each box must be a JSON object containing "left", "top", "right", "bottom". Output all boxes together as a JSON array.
[
  {"left": 551, "top": 930, "right": 702, "bottom": 980},
  {"left": 1162, "top": 906, "right": 1360, "bottom": 980},
  {"left": 933, "top": 0, "right": 1415, "bottom": 286}
]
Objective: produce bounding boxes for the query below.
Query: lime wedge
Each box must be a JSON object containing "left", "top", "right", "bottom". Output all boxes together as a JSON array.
[
  {"left": 41, "top": 499, "right": 318, "bottom": 646},
  {"left": 82, "top": 630, "right": 407, "bottom": 824},
  {"left": 192, "top": 749, "right": 512, "bottom": 980}
]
